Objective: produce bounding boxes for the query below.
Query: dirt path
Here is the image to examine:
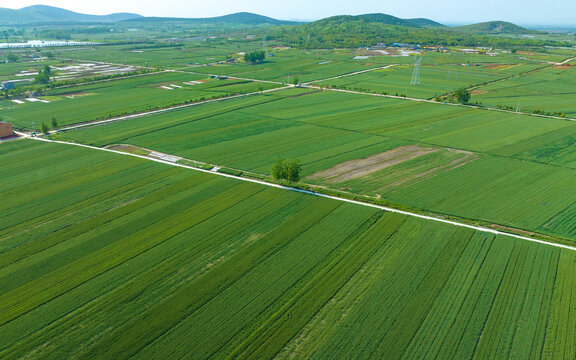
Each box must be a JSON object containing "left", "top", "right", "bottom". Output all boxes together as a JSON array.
[
  {"left": 14, "top": 133, "right": 576, "bottom": 254},
  {"left": 310, "top": 65, "right": 396, "bottom": 83},
  {"left": 54, "top": 85, "right": 292, "bottom": 133},
  {"left": 303, "top": 84, "right": 576, "bottom": 123}
]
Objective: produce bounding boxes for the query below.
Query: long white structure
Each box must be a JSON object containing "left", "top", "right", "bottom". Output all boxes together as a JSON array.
[{"left": 0, "top": 40, "right": 99, "bottom": 49}]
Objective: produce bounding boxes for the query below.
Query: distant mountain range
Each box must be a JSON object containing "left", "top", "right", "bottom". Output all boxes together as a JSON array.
[
  {"left": 0, "top": 5, "right": 141, "bottom": 24},
  {"left": 0, "top": 5, "right": 539, "bottom": 37},
  {"left": 125, "top": 12, "right": 299, "bottom": 26}
]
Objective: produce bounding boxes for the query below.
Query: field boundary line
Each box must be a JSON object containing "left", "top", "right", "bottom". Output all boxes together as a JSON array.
[
  {"left": 18, "top": 134, "right": 576, "bottom": 253},
  {"left": 182, "top": 70, "right": 285, "bottom": 85},
  {"left": 310, "top": 65, "right": 396, "bottom": 83},
  {"left": 307, "top": 85, "right": 576, "bottom": 122},
  {"left": 54, "top": 85, "right": 292, "bottom": 133}
]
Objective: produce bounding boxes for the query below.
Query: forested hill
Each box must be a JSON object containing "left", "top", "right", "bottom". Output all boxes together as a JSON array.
[
  {"left": 453, "top": 21, "right": 542, "bottom": 35},
  {"left": 268, "top": 16, "right": 553, "bottom": 49},
  {"left": 350, "top": 14, "right": 445, "bottom": 28}
]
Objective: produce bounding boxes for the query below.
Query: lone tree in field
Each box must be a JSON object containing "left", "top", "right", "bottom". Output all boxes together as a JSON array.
[
  {"left": 271, "top": 158, "right": 302, "bottom": 182},
  {"left": 455, "top": 88, "right": 471, "bottom": 104},
  {"left": 51, "top": 117, "right": 58, "bottom": 129},
  {"left": 244, "top": 50, "right": 266, "bottom": 64},
  {"left": 41, "top": 122, "right": 49, "bottom": 135}
]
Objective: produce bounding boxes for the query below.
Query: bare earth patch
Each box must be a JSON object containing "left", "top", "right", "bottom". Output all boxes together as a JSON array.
[
  {"left": 308, "top": 145, "right": 439, "bottom": 183},
  {"left": 386, "top": 151, "right": 479, "bottom": 189}
]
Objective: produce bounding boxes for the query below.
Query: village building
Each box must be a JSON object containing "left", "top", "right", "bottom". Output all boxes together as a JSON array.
[
  {"left": 0, "top": 82, "right": 15, "bottom": 91},
  {"left": 0, "top": 122, "right": 14, "bottom": 138}
]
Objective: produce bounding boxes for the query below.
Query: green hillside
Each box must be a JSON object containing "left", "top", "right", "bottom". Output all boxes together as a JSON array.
[
  {"left": 357, "top": 13, "right": 446, "bottom": 28},
  {"left": 270, "top": 16, "right": 549, "bottom": 48},
  {"left": 454, "top": 21, "right": 542, "bottom": 34}
]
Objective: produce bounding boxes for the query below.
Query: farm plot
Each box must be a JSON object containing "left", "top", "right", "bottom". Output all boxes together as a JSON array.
[
  {"left": 473, "top": 63, "right": 576, "bottom": 117},
  {"left": 0, "top": 59, "right": 63, "bottom": 84},
  {"left": 62, "top": 89, "right": 576, "bottom": 239},
  {"left": 187, "top": 48, "right": 378, "bottom": 83},
  {"left": 54, "top": 43, "right": 238, "bottom": 68},
  {"left": 1, "top": 71, "right": 280, "bottom": 128},
  {"left": 316, "top": 63, "right": 538, "bottom": 99},
  {"left": 3, "top": 140, "right": 576, "bottom": 359}
]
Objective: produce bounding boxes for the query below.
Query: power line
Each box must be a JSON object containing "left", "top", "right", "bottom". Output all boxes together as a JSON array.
[{"left": 411, "top": 54, "right": 422, "bottom": 85}]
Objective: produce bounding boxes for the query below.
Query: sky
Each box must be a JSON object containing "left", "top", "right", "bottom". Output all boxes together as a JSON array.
[{"left": 0, "top": 0, "right": 574, "bottom": 25}]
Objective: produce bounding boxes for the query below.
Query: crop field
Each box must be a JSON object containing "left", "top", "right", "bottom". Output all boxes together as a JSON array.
[
  {"left": 187, "top": 49, "right": 551, "bottom": 85},
  {"left": 2, "top": 139, "right": 576, "bottom": 359},
  {"left": 0, "top": 71, "right": 280, "bottom": 128},
  {"left": 0, "top": 58, "right": 63, "bottom": 83},
  {"left": 53, "top": 43, "right": 241, "bottom": 68},
  {"left": 186, "top": 48, "right": 379, "bottom": 83},
  {"left": 318, "top": 63, "right": 542, "bottom": 99},
  {"left": 473, "top": 62, "right": 576, "bottom": 117},
  {"left": 60, "top": 88, "right": 576, "bottom": 239}
]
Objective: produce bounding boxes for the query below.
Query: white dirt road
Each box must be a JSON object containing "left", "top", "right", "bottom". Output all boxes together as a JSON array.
[{"left": 16, "top": 133, "right": 576, "bottom": 254}]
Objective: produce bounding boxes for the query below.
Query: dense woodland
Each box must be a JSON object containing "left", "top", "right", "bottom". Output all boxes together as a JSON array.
[{"left": 268, "top": 18, "right": 562, "bottom": 49}]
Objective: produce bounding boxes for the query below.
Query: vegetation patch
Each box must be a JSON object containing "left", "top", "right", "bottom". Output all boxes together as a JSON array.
[{"left": 309, "top": 145, "right": 438, "bottom": 183}]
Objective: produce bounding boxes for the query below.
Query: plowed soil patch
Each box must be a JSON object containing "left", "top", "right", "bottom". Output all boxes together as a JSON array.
[{"left": 309, "top": 145, "right": 439, "bottom": 183}]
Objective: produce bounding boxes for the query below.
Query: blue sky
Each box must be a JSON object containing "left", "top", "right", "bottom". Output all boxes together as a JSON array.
[{"left": 0, "top": 0, "right": 574, "bottom": 25}]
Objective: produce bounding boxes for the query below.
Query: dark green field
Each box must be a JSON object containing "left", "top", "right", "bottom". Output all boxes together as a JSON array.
[
  {"left": 2, "top": 140, "right": 576, "bottom": 359},
  {"left": 0, "top": 71, "right": 280, "bottom": 128},
  {"left": 3, "top": 32, "right": 576, "bottom": 360},
  {"left": 60, "top": 87, "right": 576, "bottom": 240}
]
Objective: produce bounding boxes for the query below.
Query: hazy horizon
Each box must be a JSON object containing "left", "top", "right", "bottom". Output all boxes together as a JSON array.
[{"left": 0, "top": 0, "right": 574, "bottom": 26}]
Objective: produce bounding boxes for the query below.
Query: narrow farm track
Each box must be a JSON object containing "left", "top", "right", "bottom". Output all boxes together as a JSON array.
[
  {"left": 307, "top": 84, "right": 576, "bottom": 123},
  {"left": 309, "top": 65, "right": 397, "bottom": 83},
  {"left": 18, "top": 134, "right": 576, "bottom": 253},
  {"left": 52, "top": 56, "right": 576, "bottom": 136},
  {"left": 181, "top": 70, "right": 286, "bottom": 86},
  {"left": 54, "top": 85, "right": 292, "bottom": 133}
]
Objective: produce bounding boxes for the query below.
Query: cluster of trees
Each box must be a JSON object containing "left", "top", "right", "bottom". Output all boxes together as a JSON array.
[
  {"left": 244, "top": 50, "right": 266, "bottom": 64},
  {"left": 271, "top": 158, "right": 302, "bottom": 182},
  {"left": 454, "top": 88, "right": 471, "bottom": 104},
  {"left": 34, "top": 29, "right": 72, "bottom": 40},
  {"left": 6, "top": 53, "right": 19, "bottom": 62},
  {"left": 34, "top": 65, "right": 51, "bottom": 84},
  {"left": 267, "top": 19, "right": 563, "bottom": 49}
]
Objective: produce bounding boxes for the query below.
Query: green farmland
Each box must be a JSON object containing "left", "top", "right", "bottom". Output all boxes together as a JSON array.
[
  {"left": 187, "top": 48, "right": 378, "bottom": 83},
  {"left": 3, "top": 22, "right": 576, "bottom": 359},
  {"left": 473, "top": 62, "right": 576, "bottom": 117},
  {"left": 0, "top": 71, "right": 280, "bottom": 128},
  {"left": 62, "top": 88, "right": 576, "bottom": 240},
  {"left": 54, "top": 43, "right": 240, "bottom": 68},
  {"left": 318, "top": 63, "right": 543, "bottom": 99},
  {"left": 2, "top": 140, "right": 576, "bottom": 359}
]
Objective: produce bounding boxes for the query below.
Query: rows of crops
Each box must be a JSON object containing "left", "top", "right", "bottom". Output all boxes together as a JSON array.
[
  {"left": 59, "top": 88, "right": 576, "bottom": 239},
  {"left": 187, "top": 48, "right": 549, "bottom": 84},
  {"left": 0, "top": 71, "right": 280, "bottom": 128},
  {"left": 55, "top": 42, "right": 240, "bottom": 68},
  {"left": 473, "top": 62, "right": 576, "bottom": 117},
  {"left": 1, "top": 140, "right": 576, "bottom": 359},
  {"left": 317, "top": 63, "right": 542, "bottom": 99}
]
